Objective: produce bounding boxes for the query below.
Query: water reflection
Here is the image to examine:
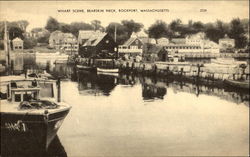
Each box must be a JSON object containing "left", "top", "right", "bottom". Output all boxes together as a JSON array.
[
  {"left": 53, "top": 64, "right": 248, "bottom": 156},
  {"left": 54, "top": 64, "right": 249, "bottom": 105},
  {"left": 140, "top": 77, "right": 167, "bottom": 100},
  {"left": 77, "top": 70, "right": 117, "bottom": 96},
  {"left": 1, "top": 136, "right": 67, "bottom": 157}
]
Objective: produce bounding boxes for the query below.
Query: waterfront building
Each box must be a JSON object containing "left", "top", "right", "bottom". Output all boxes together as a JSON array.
[
  {"left": 162, "top": 33, "right": 219, "bottom": 54},
  {"left": 163, "top": 43, "right": 202, "bottom": 53},
  {"left": 62, "top": 35, "right": 78, "bottom": 55},
  {"left": 203, "top": 40, "right": 220, "bottom": 53},
  {"left": 12, "top": 37, "right": 23, "bottom": 51},
  {"left": 78, "top": 31, "right": 117, "bottom": 58},
  {"left": 219, "top": 34, "right": 235, "bottom": 51},
  {"left": 157, "top": 37, "right": 169, "bottom": 45},
  {"left": 118, "top": 33, "right": 144, "bottom": 57},
  {"left": 49, "top": 31, "right": 78, "bottom": 55},
  {"left": 185, "top": 32, "right": 205, "bottom": 45},
  {"left": 78, "top": 30, "right": 96, "bottom": 45},
  {"left": 143, "top": 45, "right": 168, "bottom": 62}
]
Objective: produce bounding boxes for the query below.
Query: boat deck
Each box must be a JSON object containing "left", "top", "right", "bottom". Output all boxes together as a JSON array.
[{"left": 1, "top": 99, "right": 70, "bottom": 115}]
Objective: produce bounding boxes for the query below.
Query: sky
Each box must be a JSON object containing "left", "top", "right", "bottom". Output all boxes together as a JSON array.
[{"left": 0, "top": 1, "right": 249, "bottom": 31}]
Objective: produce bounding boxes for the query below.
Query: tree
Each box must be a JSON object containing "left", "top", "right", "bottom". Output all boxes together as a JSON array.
[
  {"left": 205, "top": 24, "right": 221, "bottom": 42},
  {"left": 31, "top": 27, "right": 44, "bottom": 33},
  {"left": 148, "top": 20, "right": 169, "bottom": 43},
  {"left": 229, "top": 18, "right": 247, "bottom": 48},
  {"left": 121, "top": 20, "right": 143, "bottom": 37},
  {"left": 69, "top": 22, "right": 94, "bottom": 37},
  {"left": 37, "top": 32, "right": 50, "bottom": 44},
  {"left": 192, "top": 21, "right": 205, "bottom": 32},
  {"left": 8, "top": 26, "right": 24, "bottom": 40},
  {"left": 45, "top": 17, "right": 60, "bottom": 32},
  {"left": 60, "top": 23, "right": 71, "bottom": 33},
  {"left": 17, "top": 20, "right": 29, "bottom": 32},
  {"left": 91, "top": 20, "right": 104, "bottom": 31},
  {"left": 106, "top": 22, "right": 129, "bottom": 45},
  {"left": 169, "top": 19, "right": 182, "bottom": 32},
  {"left": 23, "top": 38, "right": 37, "bottom": 49}
]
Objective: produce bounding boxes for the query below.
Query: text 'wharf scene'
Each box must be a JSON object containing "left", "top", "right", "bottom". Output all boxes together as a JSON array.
[{"left": 0, "top": 1, "right": 249, "bottom": 156}]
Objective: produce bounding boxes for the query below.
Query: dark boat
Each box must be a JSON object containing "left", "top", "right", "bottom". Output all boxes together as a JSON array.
[
  {"left": 76, "top": 64, "right": 95, "bottom": 71},
  {"left": 0, "top": 77, "right": 71, "bottom": 152},
  {"left": 224, "top": 79, "right": 250, "bottom": 89}
]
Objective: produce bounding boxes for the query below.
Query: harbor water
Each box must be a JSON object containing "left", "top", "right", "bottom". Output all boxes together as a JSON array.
[
  {"left": 2, "top": 64, "right": 249, "bottom": 156},
  {"left": 58, "top": 65, "right": 248, "bottom": 156}
]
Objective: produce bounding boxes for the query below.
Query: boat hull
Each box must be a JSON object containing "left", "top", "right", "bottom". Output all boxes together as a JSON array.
[
  {"left": 76, "top": 65, "right": 95, "bottom": 71},
  {"left": 97, "top": 68, "right": 119, "bottom": 73},
  {"left": 224, "top": 79, "right": 250, "bottom": 89},
  {"left": 1, "top": 107, "right": 70, "bottom": 153}
]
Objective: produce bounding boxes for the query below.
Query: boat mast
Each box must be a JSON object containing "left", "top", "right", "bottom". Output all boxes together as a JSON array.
[
  {"left": 4, "top": 21, "right": 11, "bottom": 74},
  {"left": 114, "top": 24, "right": 117, "bottom": 43},
  {"left": 114, "top": 24, "right": 117, "bottom": 59}
]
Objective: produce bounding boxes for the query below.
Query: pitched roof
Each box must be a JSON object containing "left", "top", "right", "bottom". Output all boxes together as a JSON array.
[
  {"left": 82, "top": 32, "right": 107, "bottom": 46},
  {"left": 171, "top": 38, "right": 186, "bottom": 44},
  {"left": 139, "top": 37, "right": 156, "bottom": 44},
  {"left": 146, "top": 45, "right": 164, "bottom": 54},
  {"left": 78, "top": 30, "right": 95, "bottom": 40},
  {"left": 13, "top": 37, "right": 23, "bottom": 42},
  {"left": 122, "top": 37, "right": 143, "bottom": 46}
]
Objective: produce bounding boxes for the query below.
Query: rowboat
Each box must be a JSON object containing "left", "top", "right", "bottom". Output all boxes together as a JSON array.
[
  {"left": 224, "top": 79, "right": 250, "bottom": 89},
  {"left": 0, "top": 77, "right": 71, "bottom": 152}
]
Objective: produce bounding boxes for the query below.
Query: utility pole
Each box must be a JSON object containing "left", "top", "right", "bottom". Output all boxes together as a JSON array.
[
  {"left": 114, "top": 24, "right": 117, "bottom": 59},
  {"left": 114, "top": 24, "right": 117, "bottom": 43},
  {"left": 4, "top": 21, "right": 11, "bottom": 75}
]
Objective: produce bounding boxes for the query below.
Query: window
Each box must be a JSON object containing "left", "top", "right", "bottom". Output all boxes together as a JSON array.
[{"left": 130, "top": 46, "right": 138, "bottom": 49}]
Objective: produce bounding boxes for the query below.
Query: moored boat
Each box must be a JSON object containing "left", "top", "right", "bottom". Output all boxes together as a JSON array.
[
  {"left": 97, "top": 67, "right": 119, "bottom": 73},
  {"left": 95, "top": 59, "right": 119, "bottom": 74},
  {"left": 0, "top": 77, "right": 71, "bottom": 152},
  {"left": 76, "top": 64, "right": 94, "bottom": 71},
  {"left": 224, "top": 79, "right": 250, "bottom": 89}
]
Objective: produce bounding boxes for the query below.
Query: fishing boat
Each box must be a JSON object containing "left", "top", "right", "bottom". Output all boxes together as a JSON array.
[
  {"left": 211, "top": 58, "right": 247, "bottom": 66},
  {"left": 95, "top": 59, "right": 119, "bottom": 74},
  {"left": 224, "top": 79, "right": 250, "bottom": 89},
  {"left": 0, "top": 76, "right": 71, "bottom": 152},
  {"left": 76, "top": 64, "right": 94, "bottom": 71},
  {"left": 97, "top": 67, "right": 119, "bottom": 73},
  {"left": 26, "top": 69, "right": 54, "bottom": 80}
]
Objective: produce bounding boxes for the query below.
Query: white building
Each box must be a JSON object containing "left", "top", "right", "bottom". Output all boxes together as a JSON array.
[
  {"left": 157, "top": 37, "right": 169, "bottom": 45},
  {"left": 49, "top": 31, "right": 78, "bottom": 55},
  {"left": 185, "top": 32, "right": 205, "bottom": 46},
  {"left": 118, "top": 33, "right": 144, "bottom": 56},
  {"left": 12, "top": 37, "right": 23, "bottom": 50},
  {"left": 219, "top": 34, "right": 235, "bottom": 50}
]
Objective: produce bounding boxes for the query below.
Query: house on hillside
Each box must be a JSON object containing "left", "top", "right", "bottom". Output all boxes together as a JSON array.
[
  {"left": 49, "top": 31, "right": 78, "bottom": 55},
  {"left": 203, "top": 40, "right": 220, "bottom": 53},
  {"left": 78, "top": 31, "right": 117, "bottom": 58},
  {"left": 219, "top": 34, "right": 235, "bottom": 52},
  {"left": 185, "top": 32, "right": 205, "bottom": 45},
  {"left": 12, "top": 37, "right": 23, "bottom": 51},
  {"left": 157, "top": 37, "right": 169, "bottom": 45},
  {"left": 118, "top": 34, "right": 144, "bottom": 57},
  {"left": 26, "top": 28, "right": 49, "bottom": 39}
]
